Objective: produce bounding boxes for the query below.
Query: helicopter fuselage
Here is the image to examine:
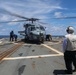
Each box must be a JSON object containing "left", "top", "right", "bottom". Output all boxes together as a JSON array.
[{"left": 19, "top": 23, "right": 46, "bottom": 43}]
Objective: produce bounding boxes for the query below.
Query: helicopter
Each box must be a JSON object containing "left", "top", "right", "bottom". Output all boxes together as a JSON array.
[
  {"left": 18, "top": 18, "right": 46, "bottom": 43},
  {"left": 0, "top": 10, "right": 46, "bottom": 43}
]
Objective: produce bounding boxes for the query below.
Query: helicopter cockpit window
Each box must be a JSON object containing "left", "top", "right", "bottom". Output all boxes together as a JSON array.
[
  {"left": 36, "top": 27, "right": 40, "bottom": 29},
  {"left": 40, "top": 26, "right": 45, "bottom": 30},
  {"left": 31, "top": 26, "right": 36, "bottom": 31}
]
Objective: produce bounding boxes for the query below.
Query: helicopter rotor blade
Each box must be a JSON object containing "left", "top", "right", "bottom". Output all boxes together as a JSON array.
[
  {"left": 39, "top": 22, "right": 48, "bottom": 24},
  {"left": 26, "top": 18, "right": 40, "bottom": 21},
  {"left": 53, "top": 16, "right": 76, "bottom": 19},
  {"left": 5, "top": 10, "right": 40, "bottom": 21},
  {"left": 0, "top": 20, "right": 26, "bottom": 23},
  {"left": 4, "top": 10, "right": 28, "bottom": 19}
]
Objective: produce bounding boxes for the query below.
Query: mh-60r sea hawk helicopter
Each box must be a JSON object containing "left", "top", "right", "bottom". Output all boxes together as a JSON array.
[
  {"left": 0, "top": 10, "right": 46, "bottom": 43},
  {"left": 18, "top": 18, "right": 46, "bottom": 43}
]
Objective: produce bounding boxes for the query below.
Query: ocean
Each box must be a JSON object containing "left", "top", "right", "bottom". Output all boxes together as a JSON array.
[
  {"left": 0, "top": 35, "right": 9, "bottom": 39},
  {"left": 0, "top": 35, "right": 64, "bottom": 39}
]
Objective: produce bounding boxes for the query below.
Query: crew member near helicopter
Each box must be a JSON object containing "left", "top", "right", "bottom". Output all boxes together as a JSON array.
[
  {"left": 63, "top": 26, "right": 76, "bottom": 74},
  {"left": 14, "top": 34, "right": 18, "bottom": 41},
  {"left": 46, "top": 34, "right": 52, "bottom": 41},
  {"left": 10, "top": 30, "right": 14, "bottom": 41}
]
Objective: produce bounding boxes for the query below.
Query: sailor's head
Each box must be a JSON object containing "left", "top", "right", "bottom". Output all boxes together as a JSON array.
[{"left": 66, "top": 26, "right": 74, "bottom": 34}]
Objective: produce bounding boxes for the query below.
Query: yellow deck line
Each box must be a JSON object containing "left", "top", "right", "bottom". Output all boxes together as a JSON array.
[
  {"left": 42, "top": 44, "right": 63, "bottom": 55},
  {"left": 3, "top": 43, "right": 63, "bottom": 61},
  {"left": 3, "top": 54, "right": 63, "bottom": 60}
]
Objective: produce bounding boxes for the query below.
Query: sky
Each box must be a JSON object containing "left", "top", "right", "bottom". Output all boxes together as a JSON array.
[{"left": 0, "top": 0, "right": 76, "bottom": 36}]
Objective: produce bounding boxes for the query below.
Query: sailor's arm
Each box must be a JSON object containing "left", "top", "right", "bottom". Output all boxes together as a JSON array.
[{"left": 62, "top": 38, "right": 67, "bottom": 52}]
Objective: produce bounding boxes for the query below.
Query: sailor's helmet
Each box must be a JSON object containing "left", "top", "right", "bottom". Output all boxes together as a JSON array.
[{"left": 66, "top": 26, "right": 74, "bottom": 34}]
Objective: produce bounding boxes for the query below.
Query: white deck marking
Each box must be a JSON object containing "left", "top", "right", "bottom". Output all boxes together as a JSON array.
[
  {"left": 0, "top": 41, "right": 2, "bottom": 43},
  {"left": 42, "top": 44, "right": 63, "bottom": 55},
  {"left": 12, "top": 42, "right": 18, "bottom": 44},
  {"left": 47, "top": 41, "right": 61, "bottom": 45},
  {"left": 2, "top": 42, "right": 63, "bottom": 61},
  {"left": 3, "top": 54, "right": 63, "bottom": 60}
]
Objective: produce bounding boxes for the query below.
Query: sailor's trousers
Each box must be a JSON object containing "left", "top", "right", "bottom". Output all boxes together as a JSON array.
[{"left": 64, "top": 51, "right": 76, "bottom": 72}]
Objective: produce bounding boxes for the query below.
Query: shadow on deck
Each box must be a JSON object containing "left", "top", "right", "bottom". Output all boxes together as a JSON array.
[{"left": 53, "top": 70, "right": 72, "bottom": 75}]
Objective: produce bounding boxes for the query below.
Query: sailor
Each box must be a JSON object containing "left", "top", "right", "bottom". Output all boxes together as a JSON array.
[
  {"left": 14, "top": 34, "right": 18, "bottom": 41},
  {"left": 10, "top": 31, "right": 14, "bottom": 41},
  {"left": 63, "top": 26, "right": 76, "bottom": 74},
  {"left": 46, "top": 34, "right": 52, "bottom": 41}
]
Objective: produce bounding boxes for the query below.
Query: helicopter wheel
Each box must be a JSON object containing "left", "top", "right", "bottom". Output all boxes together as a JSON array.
[{"left": 40, "top": 38, "right": 44, "bottom": 43}]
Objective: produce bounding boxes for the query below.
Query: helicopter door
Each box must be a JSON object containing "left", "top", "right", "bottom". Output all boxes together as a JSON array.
[{"left": 27, "top": 27, "right": 31, "bottom": 35}]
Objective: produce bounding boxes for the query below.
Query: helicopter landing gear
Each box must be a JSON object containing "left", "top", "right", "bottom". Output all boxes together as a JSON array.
[{"left": 39, "top": 37, "right": 44, "bottom": 43}]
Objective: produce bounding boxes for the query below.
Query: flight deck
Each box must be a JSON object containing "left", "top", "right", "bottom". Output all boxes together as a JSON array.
[{"left": 0, "top": 38, "right": 75, "bottom": 75}]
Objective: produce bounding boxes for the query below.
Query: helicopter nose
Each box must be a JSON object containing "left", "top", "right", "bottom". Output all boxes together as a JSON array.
[{"left": 40, "top": 33, "right": 43, "bottom": 36}]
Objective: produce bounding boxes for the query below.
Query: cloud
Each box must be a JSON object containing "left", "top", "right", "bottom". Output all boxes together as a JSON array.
[
  {"left": 45, "top": 24, "right": 66, "bottom": 35},
  {"left": 0, "top": 15, "right": 10, "bottom": 21},
  {"left": 8, "top": 19, "right": 19, "bottom": 25},
  {"left": 71, "top": 22, "right": 76, "bottom": 24},
  {"left": 0, "top": 28, "right": 8, "bottom": 34},
  {"left": 54, "top": 12, "right": 62, "bottom": 18},
  {"left": 0, "top": 0, "right": 65, "bottom": 19},
  {"left": 0, "top": 25, "right": 2, "bottom": 27}
]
